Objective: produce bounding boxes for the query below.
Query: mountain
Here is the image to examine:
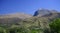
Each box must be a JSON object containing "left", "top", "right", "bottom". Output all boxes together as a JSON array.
[
  {"left": 0, "top": 9, "right": 60, "bottom": 27},
  {"left": 33, "top": 8, "right": 58, "bottom": 16},
  {"left": 0, "top": 9, "right": 60, "bottom": 33},
  {"left": 33, "top": 8, "right": 60, "bottom": 20}
]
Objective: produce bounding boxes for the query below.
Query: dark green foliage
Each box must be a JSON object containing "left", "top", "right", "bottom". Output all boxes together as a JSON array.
[
  {"left": 9, "top": 27, "right": 28, "bottom": 33},
  {"left": 0, "top": 27, "right": 4, "bottom": 33},
  {"left": 49, "top": 18, "right": 60, "bottom": 33}
]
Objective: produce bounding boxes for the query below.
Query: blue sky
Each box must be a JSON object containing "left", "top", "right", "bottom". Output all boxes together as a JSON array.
[{"left": 0, "top": 0, "right": 60, "bottom": 15}]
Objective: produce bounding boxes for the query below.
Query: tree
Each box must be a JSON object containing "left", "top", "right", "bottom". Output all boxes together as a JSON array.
[{"left": 49, "top": 18, "right": 60, "bottom": 33}]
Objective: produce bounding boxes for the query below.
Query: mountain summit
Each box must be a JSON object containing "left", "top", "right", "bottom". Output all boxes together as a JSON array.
[{"left": 33, "top": 8, "right": 58, "bottom": 16}]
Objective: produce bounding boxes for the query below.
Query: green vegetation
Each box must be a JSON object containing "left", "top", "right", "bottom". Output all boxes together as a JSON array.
[
  {"left": 0, "top": 17, "right": 60, "bottom": 33},
  {"left": 0, "top": 26, "right": 41, "bottom": 33},
  {"left": 49, "top": 18, "right": 60, "bottom": 33}
]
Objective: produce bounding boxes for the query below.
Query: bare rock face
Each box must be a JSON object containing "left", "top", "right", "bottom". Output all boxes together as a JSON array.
[{"left": 33, "top": 8, "right": 58, "bottom": 17}]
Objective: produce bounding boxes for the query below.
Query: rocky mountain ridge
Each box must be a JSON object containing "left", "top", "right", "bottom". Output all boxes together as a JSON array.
[{"left": 34, "top": 8, "right": 58, "bottom": 16}]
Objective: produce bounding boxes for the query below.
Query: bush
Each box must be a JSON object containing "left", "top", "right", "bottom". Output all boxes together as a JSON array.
[
  {"left": 49, "top": 18, "right": 60, "bottom": 33},
  {"left": 8, "top": 27, "right": 28, "bottom": 33}
]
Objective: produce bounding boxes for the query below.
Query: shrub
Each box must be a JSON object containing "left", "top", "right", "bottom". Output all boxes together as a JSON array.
[{"left": 49, "top": 18, "right": 60, "bottom": 33}]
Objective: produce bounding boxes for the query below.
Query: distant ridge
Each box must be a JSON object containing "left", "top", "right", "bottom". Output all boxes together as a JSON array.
[{"left": 0, "top": 13, "right": 32, "bottom": 19}]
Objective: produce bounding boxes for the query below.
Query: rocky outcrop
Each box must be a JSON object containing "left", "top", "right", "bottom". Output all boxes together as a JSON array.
[{"left": 33, "top": 8, "right": 58, "bottom": 16}]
